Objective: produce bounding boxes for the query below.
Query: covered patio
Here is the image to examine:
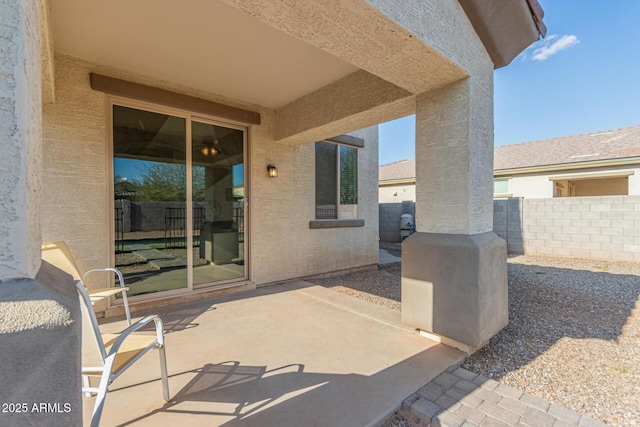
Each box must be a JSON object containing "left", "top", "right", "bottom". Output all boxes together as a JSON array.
[
  {"left": 1, "top": 1, "right": 545, "bottom": 424},
  {"left": 85, "top": 280, "right": 463, "bottom": 426}
]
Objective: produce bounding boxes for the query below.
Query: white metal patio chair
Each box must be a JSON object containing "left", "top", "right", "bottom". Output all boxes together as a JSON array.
[
  {"left": 77, "top": 281, "right": 170, "bottom": 427},
  {"left": 41, "top": 241, "right": 132, "bottom": 325}
]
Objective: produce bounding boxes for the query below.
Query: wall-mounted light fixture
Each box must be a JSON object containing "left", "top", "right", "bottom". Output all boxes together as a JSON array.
[{"left": 267, "top": 164, "right": 278, "bottom": 178}]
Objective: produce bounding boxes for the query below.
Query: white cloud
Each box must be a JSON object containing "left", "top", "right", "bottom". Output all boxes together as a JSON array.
[{"left": 530, "top": 34, "right": 579, "bottom": 61}]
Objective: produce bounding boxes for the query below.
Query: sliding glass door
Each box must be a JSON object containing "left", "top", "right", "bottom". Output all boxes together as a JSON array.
[
  {"left": 191, "top": 120, "right": 245, "bottom": 286},
  {"left": 112, "top": 103, "right": 246, "bottom": 297}
]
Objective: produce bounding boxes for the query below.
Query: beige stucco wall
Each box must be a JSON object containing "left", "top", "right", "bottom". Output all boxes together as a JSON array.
[
  {"left": 415, "top": 77, "right": 494, "bottom": 235},
  {"left": 42, "top": 55, "right": 378, "bottom": 296},
  {"left": 507, "top": 174, "right": 554, "bottom": 198},
  {"left": 251, "top": 123, "right": 379, "bottom": 283},
  {"left": 42, "top": 56, "right": 109, "bottom": 284},
  {"left": 378, "top": 0, "right": 498, "bottom": 232},
  {"left": 379, "top": 183, "right": 416, "bottom": 204}
]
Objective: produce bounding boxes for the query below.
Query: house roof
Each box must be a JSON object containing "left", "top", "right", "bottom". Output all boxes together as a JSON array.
[
  {"left": 494, "top": 125, "right": 640, "bottom": 171},
  {"left": 379, "top": 125, "right": 640, "bottom": 181},
  {"left": 379, "top": 159, "right": 415, "bottom": 182}
]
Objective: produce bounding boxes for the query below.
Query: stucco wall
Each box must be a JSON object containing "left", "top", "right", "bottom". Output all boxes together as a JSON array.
[
  {"left": 379, "top": 183, "right": 416, "bottom": 204},
  {"left": 0, "top": 3, "right": 81, "bottom": 425},
  {"left": 0, "top": 0, "right": 42, "bottom": 280},
  {"left": 250, "top": 121, "right": 379, "bottom": 283},
  {"left": 507, "top": 174, "right": 554, "bottom": 198},
  {"left": 501, "top": 165, "right": 640, "bottom": 198},
  {"left": 42, "top": 55, "right": 378, "bottom": 295},
  {"left": 42, "top": 56, "right": 109, "bottom": 286},
  {"left": 405, "top": 0, "right": 494, "bottom": 235}
]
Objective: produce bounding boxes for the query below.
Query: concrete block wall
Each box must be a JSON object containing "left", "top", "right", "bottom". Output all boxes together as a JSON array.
[
  {"left": 381, "top": 196, "right": 640, "bottom": 262},
  {"left": 520, "top": 195, "right": 640, "bottom": 262},
  {"left": 493, "top": 198, "right": 524, "bottom": 254},
  {"left": 379, "top": 201, "right": 415, "bottom": 243}
]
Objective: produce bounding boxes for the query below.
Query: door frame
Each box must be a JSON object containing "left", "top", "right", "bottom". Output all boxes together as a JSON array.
[{"left": 107, "top": 95, "right": 250, "bottom": 303}]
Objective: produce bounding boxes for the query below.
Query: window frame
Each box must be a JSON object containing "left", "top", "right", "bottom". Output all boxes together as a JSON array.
[
  {"left": 493, "top": 178, "right": 512, "bottom": 198},
  {"left": 310, "top": 139, "right": 364, "bottom": 229},
  {"left": 107, "top": 95, "right": 250, "bottom": 302}
]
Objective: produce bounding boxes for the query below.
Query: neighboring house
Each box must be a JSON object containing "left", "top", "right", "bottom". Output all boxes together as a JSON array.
[
  {"left": 380, "top": 125, "right": 640, "bottom": 261},
  {"left": 494, "top": 125, "right": 640, "bottom": 198},
  {"left": 379, "top": 158, "right": 417, "bottom": 203},
  {"left": 380, "top": 125, "right": 640, "bottom": 201},
  {"left": 1, "top": 0, "right": 543, "bottom": 420}
]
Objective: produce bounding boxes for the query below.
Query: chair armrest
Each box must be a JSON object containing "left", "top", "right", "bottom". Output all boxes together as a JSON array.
[
  {"left": 106, "top": 315, "right": 166, "bottom": 357},
  {"left": 83, "top": 268, "right": 132, "bottom": 326},
  {"left": 88, "top": 287, "right": 130, "bottom": 303}
]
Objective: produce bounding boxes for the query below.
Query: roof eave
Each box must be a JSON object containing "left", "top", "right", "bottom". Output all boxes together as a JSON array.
[
  {"left": 494, "top": 156, "right": 640, "bottom": 177},
  {"left": 459, "top": 0, "right": 545, "bottom": 69}
]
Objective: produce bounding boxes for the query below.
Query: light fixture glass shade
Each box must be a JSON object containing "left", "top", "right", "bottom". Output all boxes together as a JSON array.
[
  {"left": 267, "top": 165, "right": 278, "bottom": 178},
  {"left": 201, "top": 146, "right": 218, "bottom": 157}
]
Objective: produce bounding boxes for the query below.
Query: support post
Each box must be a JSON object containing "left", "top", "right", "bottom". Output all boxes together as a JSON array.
[{"left": 402, "top": 77, "right": 507, "bottom": 349}]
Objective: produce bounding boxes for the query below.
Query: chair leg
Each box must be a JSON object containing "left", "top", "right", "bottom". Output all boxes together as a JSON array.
[
  {"left": 82, "top": 375, "right": 92, "bottom": 397},
  {"left": 158, "top": 346, "right": 170, "bottom": 401},
  {"left": 91, "top": 362, "right": 113, "bottom": 427}
]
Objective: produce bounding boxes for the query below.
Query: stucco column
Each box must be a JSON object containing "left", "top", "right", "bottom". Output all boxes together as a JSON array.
[
  {"left": 0, "top": 1, "right": 81, "bottom": 425},
  {"left": 402, "top": 77, "right": 508, "bottom": 349}
]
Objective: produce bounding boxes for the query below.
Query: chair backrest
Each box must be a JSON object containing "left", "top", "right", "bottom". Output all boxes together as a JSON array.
[
  {"left": 42, "top": 242, "right": 82, "bottom": 281},
  {"left": 76, "top": 281, "right": 107, "bottom": 369}
]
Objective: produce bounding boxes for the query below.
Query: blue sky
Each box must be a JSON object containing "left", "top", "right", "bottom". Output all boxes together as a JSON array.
[{"left": 379, "top": 1, "right": 640, "bottom": 165}]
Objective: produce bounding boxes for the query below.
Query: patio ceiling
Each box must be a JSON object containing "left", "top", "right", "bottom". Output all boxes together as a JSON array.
[
  {"left": 50, "top": 0, "right": 541, "bottom": 144},
  {"left": 51, "top": 0, "right": 358, "bottom": 109}
]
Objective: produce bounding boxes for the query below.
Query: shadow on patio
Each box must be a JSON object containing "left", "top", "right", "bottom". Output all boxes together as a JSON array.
[{"left": 85, "top": 281, "right": 464, "bottom": 426}]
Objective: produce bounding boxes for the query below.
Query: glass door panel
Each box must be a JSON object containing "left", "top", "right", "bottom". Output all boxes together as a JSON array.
[
  {"left": 191, "top": 120, "right": 245, "bottom": 286},
  {"left": 113, "top": 105, "right": 188, "bottom": 296}
]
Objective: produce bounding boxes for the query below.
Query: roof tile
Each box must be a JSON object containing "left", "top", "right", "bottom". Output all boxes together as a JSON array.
[{"left": 379, "top": 125, "right": 640, "bottom": 180}]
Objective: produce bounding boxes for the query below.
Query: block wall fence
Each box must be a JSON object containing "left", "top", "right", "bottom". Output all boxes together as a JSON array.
[
  {"left": 381, "top": 196, "right": 640, "bottom": 262},
  {"left": 379, "top": 201, "right": 415, "bottom": 243}
]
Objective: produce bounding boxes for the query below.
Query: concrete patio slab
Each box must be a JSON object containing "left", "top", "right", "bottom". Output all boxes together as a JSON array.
[{"left": 86, "top": 281, "right": 464, "bottom": 426}]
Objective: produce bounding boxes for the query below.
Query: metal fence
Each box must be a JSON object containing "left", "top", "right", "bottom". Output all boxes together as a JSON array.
[
  {"left": 164, "top": 207, "right": 206, "bottom": 249},
  {"left": 114, "top": 207, "right": 124, "bottom": 252}
]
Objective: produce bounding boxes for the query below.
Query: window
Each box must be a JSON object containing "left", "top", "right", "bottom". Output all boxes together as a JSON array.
[
  {"left": 493, "top": 179, "right": 509, "bottom": 195},
  {"left": 493, "top": 178, "right": 512, "bottom": 198},
  {"left": 315, "top": 141, "right": 358, "bottom": 219}
]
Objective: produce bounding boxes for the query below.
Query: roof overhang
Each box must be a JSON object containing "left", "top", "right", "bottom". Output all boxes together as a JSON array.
[
  {"left": 459, "top": 0, "right": 546, "bottom": 69},
  {"left": 548, "top": 170, "right": 635, "bottom": 182},
  {"left": 379, "top": 178, "right": 416, "bottom": 187},
  {"left": 494, "top": 157, "right": 640, "bottom": 177}
]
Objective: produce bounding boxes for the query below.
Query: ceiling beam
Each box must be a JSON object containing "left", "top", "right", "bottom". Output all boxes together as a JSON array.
[{"left": 274, "top": 70, "right": 414, "bottom": 145}]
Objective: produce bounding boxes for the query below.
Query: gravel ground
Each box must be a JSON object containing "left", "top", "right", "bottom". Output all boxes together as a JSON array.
[
  {"left": 310, "top": 255, "right": 640, "bottom": 426},
  {"left": 312, "top": 263, "right": 402, "bottom": 311}
]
